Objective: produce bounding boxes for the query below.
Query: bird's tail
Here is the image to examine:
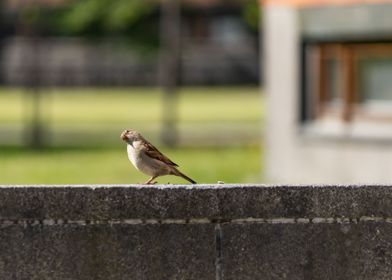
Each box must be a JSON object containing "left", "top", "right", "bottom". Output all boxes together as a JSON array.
[{"left": 172, "top": 169, "right": 196, "bottom": 184}]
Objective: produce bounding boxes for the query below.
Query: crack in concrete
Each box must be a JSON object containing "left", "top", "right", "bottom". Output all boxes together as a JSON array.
[{"left": 0, "top": 216, "right": 391, "bottom": 226}]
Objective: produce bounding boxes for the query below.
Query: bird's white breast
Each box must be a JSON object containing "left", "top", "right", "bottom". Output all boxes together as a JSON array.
[
  {"left": 127, "top": 144, "right": 138, "bottom": 167},
  {"left": 126, "top": 143, "right": 158, "bottom": 176}
]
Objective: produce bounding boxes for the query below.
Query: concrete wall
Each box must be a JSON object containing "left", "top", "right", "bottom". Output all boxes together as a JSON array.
[
  {"left": 1, "top": 184, "right": 392, "bottom": 279},
  {"left": 264, "top": 3, "right": 392, "bottom": 184},
  {"left": 300, "top": 4, "right": 392, "bottom": 38}
]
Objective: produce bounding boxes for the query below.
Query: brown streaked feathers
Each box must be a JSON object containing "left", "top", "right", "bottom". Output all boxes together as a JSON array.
[{"left": 139, "top": 134, "right": 179, "bottom": 167}]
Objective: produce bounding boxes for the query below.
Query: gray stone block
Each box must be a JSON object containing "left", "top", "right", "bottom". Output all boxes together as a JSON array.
[
  {"left": 1, "top": 185, "right": 392, "bottom": 221},
  {"left": 221, "top": 223, "right": 392, "bottom": 280},
  {"left": 0, "top": 224, "right": 215, "bottom": 280},
  {"left": 0, "top": 185, "right": 392, "bottom": 279}
]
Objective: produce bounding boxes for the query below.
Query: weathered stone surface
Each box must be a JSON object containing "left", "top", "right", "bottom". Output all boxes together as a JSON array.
[
  {"left": 221, "top": 223, "right": 392, "bottom": 280},
  {"left": 0, "top": 224, "right": 215, "bottom": 280},
  {"left": 0, "top": 185, "right": 392, "bottom": 279},
  {"left": 1, "top": 185, "right": 392, "bottom": 220}
]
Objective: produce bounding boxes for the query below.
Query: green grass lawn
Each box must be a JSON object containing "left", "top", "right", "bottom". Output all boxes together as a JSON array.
[
  {"left": 0, "top": 145, "right": 262, "bottom": 184},
  {"left": 0, "top": 86, "right": 264, "bottom": 183},
  {"left": 0, "top": 87, "right": 263, "bottom": 124},
  {"left": 0, "top": 87, "right": 263, "bottom": 146}
]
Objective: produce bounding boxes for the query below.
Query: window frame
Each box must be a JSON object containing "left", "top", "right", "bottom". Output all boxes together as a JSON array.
[
  {"left": 301, "top": 38, "right": 392, "bottom": 124},
  {"left": 298, "top": 37, "right": 392, "bottom": 143}
]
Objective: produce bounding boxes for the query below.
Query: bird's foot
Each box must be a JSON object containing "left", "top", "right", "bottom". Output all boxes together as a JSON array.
[{"left": 144, "top": 181, "right": 157, "bottom": 185}]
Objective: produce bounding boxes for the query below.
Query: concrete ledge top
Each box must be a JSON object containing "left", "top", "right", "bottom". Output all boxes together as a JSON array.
[{"left": 0, "top": 184, "right": 391, "bottom": 221}]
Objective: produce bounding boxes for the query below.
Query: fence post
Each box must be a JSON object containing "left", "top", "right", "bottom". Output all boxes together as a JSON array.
[
  {"left": 159, "top": 0, "right": 181, "bottom": 147},
  {"left": 21, "top": 4, "right": 46, "bottom": 149}
]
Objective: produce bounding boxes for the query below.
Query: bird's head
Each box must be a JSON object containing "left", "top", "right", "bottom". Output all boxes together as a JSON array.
[{"left": 121, "top": 129, "right": 141, "bottom": 145}]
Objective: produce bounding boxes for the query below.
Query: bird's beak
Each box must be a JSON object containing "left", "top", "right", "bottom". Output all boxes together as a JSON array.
[{"left": 120, "top": 131, "right": 128, "bottom": 141}]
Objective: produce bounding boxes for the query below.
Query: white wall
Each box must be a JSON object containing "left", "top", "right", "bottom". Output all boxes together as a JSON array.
[{"left": 263, "top": 4, "right": 392, "bottom": 184}]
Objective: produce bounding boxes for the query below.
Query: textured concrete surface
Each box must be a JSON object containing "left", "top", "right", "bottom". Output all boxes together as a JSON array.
[
  {"left": 0, "top": 185, "right": 392, "bottom": 279},
  {"left": 1, "top": 185, "right": 392, "bottom": 219},
  {"left": 222, "top": 223, "right": 392, "bottom": 280},
  {"left": 0, "top": 224, "right": 215, "bottom": 280}
]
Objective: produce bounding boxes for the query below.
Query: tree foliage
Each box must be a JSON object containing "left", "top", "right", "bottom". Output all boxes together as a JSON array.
[
  {"left": 60, "top": 0, "right": 157, "bottom": 36},
  {"left": 242, "top": 0, "right": 261, "bottom": 32}
]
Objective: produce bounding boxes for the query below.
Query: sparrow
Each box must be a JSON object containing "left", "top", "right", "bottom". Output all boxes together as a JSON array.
[{"left": 121, "top": 129, "right": 196, "bottom": 185}]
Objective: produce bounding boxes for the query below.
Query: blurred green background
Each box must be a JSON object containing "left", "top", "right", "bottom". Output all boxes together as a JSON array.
[
  {"left": 0, "top": 0, "right": 262, "bottom": 184},
  {"left": 0, "top": 87, "right": 263, "bottom": 184}
]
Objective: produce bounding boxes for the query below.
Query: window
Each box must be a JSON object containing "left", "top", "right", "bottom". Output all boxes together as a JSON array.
[{"left": 302, "top": 40, "right": 392, "bottom": 138}]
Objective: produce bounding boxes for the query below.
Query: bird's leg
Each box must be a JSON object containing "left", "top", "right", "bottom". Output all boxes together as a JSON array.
[{"left": 145, "top": 176, "right": 157, "bottom": 185}]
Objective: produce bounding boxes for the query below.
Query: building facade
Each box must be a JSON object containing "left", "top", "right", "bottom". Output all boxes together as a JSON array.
[{"left": 264, "top": 0, "right": 392, "bottom": 183}]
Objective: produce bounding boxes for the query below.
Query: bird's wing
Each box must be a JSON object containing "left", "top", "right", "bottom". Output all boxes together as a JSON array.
[{"left": 141, "top": 137, "right": 179, "bottom": 167}]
